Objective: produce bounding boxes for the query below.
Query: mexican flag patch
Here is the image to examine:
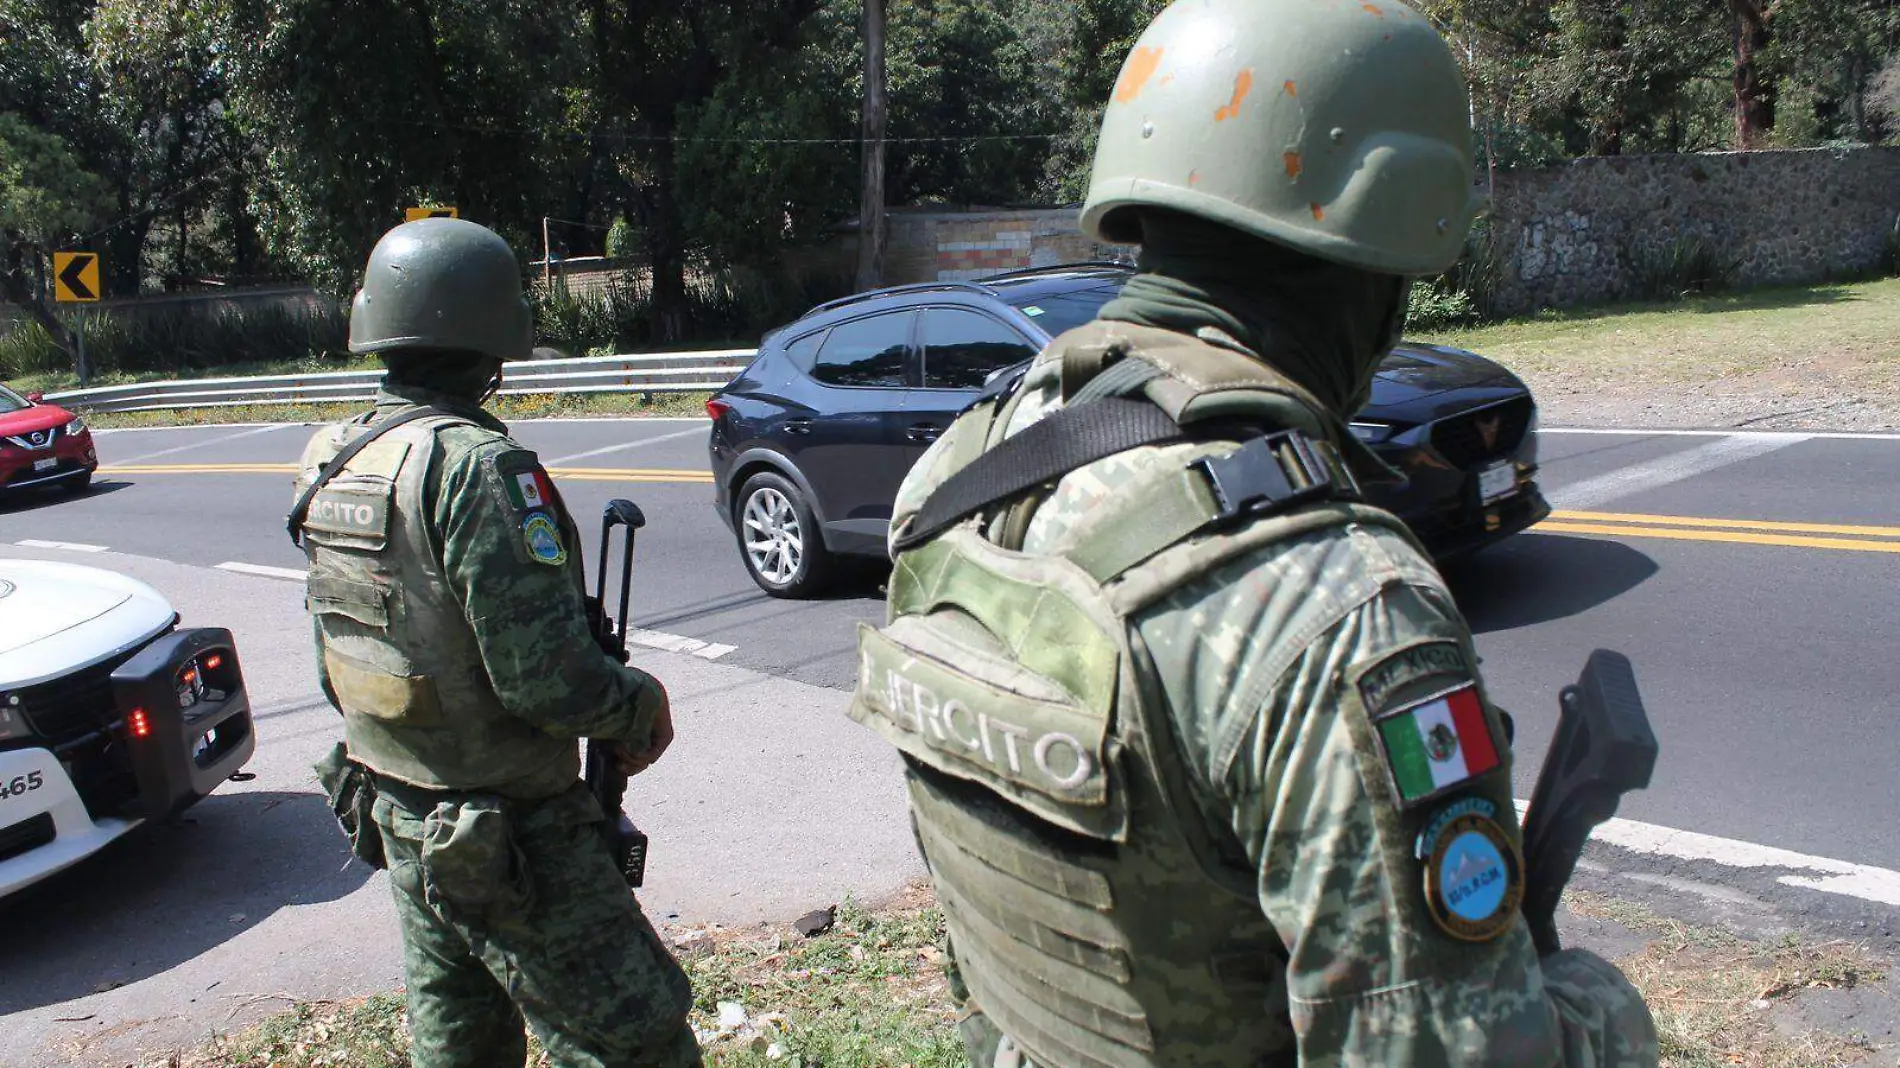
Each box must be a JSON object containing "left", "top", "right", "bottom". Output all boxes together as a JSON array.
[
  {"left": 1375, "top": 684, "right": 1500, "bottom": 806},
  {"left": 506, "top": 467, "right": 555, "bottom": 512}
]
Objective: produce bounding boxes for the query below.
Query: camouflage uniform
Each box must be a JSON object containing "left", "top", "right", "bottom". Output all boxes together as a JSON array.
[
  {"left": 299, "top": 219, "right": 698, "bottom": 1068},
  {"left": 850, "top": 1, "right": 1658, "bottom": 1063},
  {"left": 876, "top": 333, "right": 1657, "bottom": 1066}
]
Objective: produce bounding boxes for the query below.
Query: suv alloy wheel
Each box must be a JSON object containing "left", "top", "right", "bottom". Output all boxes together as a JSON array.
[{"left": 735, "top": 471, "right": 834, "bottom": 597}]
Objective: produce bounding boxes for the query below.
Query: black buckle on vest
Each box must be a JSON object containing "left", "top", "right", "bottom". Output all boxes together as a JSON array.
[{"left": 1193, "top": 431, "right": 1334, "bottom": 523}]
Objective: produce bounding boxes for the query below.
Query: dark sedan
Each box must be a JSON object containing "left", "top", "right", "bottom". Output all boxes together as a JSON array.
[{"left": 708, "top": 265, "right": 1549, "bottom": 597}]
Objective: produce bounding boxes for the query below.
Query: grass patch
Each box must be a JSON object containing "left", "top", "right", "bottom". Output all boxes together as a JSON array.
[
  {"left": 682, "top": 887, "right": 962, "bottom": 1067},
  {"left": 149, "top": 886, "right": 961, "bottom": 1068},
  {"left": 1567, "top": 892, "right": 1887, "bottom": 1068},
  {"left": 151, "top": 886, "right": 1896, "bottom": 1068},
  {"left": 1413, "top": 277, "right": 1900, "bottom": 390}
]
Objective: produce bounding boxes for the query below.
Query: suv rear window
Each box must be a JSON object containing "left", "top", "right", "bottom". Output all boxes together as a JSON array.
[
  {"left": 919, "top": 309, "right": 1040, "bottom": 390},
  {"left": 1007, "top": 284, "right": 1124, "bottom": 339},
  {"left": 810, "top": 313, "right": 911, "bottom": 388},
  {"left": 780, "top": 331, "right": 824, "bottom": 371}
]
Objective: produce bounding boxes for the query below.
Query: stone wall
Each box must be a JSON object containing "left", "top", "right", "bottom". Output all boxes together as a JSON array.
[
  {"left": 824, "top": 147, "right": 1900, "bottom": 314},
  {"left": 1488, "top": 146, "right": 1900, "bottom": 314}
]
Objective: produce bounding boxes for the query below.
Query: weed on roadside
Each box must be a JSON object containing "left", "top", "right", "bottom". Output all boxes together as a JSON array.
[
  {"left": 1567, "top": 892, "right": 1887, "bottom": 1068},
  {"left": 149, "top": 888, "right": 962, "bottom": 1068},
  {"left": 681, "top": 890, "right": 964, "bottom": 1068}
]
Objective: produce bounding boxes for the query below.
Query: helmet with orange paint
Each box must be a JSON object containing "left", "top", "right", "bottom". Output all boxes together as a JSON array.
[{"left": 1080, "top": 0, "right": 1481, "bottom": 276}]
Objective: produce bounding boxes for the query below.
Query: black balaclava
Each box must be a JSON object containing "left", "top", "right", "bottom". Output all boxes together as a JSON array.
[
  {"left": 381, "top": 350, "right": 505, "bottom": 405},
  {"left": 1098, "top": 208, "right": 1410, "bottom": 417}
]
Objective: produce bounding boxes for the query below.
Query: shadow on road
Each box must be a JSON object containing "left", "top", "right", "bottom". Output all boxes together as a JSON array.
[
  {"left": 632, "top": 558, "right": 889, "bottom": 633},
  {"left": 0, "top": 479, "right": 131, "bottom": 515},
  {"left": 0, "top": 788, "right": 371, "bottom": 1015},
  {"left": 1444, "top": 532, "right": 1659, "bottom": 634}
]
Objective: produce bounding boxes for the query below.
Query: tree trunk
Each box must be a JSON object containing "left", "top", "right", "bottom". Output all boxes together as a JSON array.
[
  {"left": 641, "top": 143, "right": 692, "bottom": 345},
  {"left": 1, "top": 236, "right": 78, "bottom": 365},
  {"left": 1729, "top": 0, "right": 1775, "bottom": 149},
  {"left": 856, "top": 0, "right": 888, "bottom": 293},
  {"left": 228, "top": 164, "right": 264, "bottom": 279},
  {"left": 1847, "top": 53, "right": 1869, "bottom": 143}
]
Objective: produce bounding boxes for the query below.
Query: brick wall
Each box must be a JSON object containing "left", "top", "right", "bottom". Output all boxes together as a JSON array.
[{"left": 830, "top": 208, "right": 1135, "bottom": 285}]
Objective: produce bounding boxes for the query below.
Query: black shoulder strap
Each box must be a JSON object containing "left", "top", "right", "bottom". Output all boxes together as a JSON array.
[
  {"left": 893, "top": 396, "right": 1186, "bottom": 552},
  {"left": 287, "top": 406, "right": 455, "bottom": 545}
]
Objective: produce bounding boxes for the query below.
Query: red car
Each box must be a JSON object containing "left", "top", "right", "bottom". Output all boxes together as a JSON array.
[{"left": 0, "top": 383, "right": 97, "bottom": 495}]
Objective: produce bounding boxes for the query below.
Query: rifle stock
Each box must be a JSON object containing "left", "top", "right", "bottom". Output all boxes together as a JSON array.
[
  {"left": 1519, "top": 650, "right": 1659, "bottom": 955},
  {"left": 586, "top": 500, "right": 649, "bottom": 889}
]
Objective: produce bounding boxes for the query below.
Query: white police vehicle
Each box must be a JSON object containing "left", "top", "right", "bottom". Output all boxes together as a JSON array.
[{"left": 0, "top": 559, "right": 254, "bottom": 898}]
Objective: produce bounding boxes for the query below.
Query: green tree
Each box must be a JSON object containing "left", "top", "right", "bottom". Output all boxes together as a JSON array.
[
  {"left": 582, "top": 0, "right": 824, "bottom": 340},
  {"left": 1013, "top": 0, "right": 1164, "bottom": 200},
  {"left": 1767, "top": 0, "right": 1900, "bottom": 145},
  {"left": 222, "top": 0, "right": 598, "bottom": 292},
  {"left": 0, "top": 111, "right": 110, "bottom": 358}
]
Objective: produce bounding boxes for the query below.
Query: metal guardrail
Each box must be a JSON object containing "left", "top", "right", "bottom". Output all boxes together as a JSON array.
[{"left": 44, "top": 349, "right": 756, "bottom": 413}]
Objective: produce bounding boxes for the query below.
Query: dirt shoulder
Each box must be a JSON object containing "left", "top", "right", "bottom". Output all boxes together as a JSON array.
[
  {"left": 1415, "top": 277, "right": 1900, "bottom": 432},
  {"left": 139, "top": 884, "right": 1895, "bottom": 1068}
]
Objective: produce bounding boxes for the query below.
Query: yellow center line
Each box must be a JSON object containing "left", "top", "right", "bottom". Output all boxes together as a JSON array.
[
  {"left": 1538, "top": 521, "right": 1900, "bottom": 555},
  {"left": 1553, "top": 510, "right": 1900, "bottom": 540},
  {"left": 549, "top": 467, "right": 714, "bottom": 483},
  {"left": 103, "top": 464, "right": 299, "bottom": 474},
  {"left": 98, "top": 462, "right": 715, "bottom": 484}
]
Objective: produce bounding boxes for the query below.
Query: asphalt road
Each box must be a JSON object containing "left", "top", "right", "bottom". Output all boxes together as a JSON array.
[
  {"left": 13, "top": 416, "right": 1899, "bottom": 868},
  {"left": 2, "top": 415, "right": 1899, "bottom": 1064}
]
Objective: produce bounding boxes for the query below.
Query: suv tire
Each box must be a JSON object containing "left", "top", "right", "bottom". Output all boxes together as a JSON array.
[{"left": 735, "top": 471, "right": 833, "bottom": 598}]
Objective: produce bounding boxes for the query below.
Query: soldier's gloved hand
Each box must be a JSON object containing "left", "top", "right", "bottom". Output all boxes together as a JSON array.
[{"left": 617, "top": 683, "right": 674, "bottom": 776}]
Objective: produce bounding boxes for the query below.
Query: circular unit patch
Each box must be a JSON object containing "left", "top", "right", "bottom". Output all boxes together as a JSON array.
[
  {"left": 1420, "top": 810, "right": 1522, "bottom": 942},
  {"left": 522, "top": 512, "right": 568, "bottom": 567}
]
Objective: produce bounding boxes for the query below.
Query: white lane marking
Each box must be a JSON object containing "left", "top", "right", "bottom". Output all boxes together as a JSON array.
[
  {"left": 16, "top": 539, "right": 108, "bottom": 552},
  {"left": 90, "top": 422, "right": 302, "bottom": 435},
  {"left": 547, "top": 426, "right": 710, "bottom": 465},
  {"left": 624, "top": 626, "right": 736, "bottom": 661},
  {"left": 514, "top": 416, "right": 711, "bottom": 426},
  {"left": 216, "top": 561, "right": 309, "bottom": 581},
  {"left": 111, "top": 424, "right": 294, "bottom": 463},
  {"left": 1519, "top": 802, "right": 1900, "bottom": 909},
  {"left": 1543, "top": 427, "right": 1900, "bottom": 442},
  {"left": 93, "top": 417, "right": 711, "bottom": 436},
  {"left": 212, "top": 562, "right": 733, "bottom": 657},
  {"left": 1545, "top": 433, "right": 1811, "bottom": 510}
]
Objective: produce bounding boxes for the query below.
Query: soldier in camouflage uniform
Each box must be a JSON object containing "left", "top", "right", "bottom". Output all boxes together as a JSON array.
[
  {"left": 849, "top": 1, "right": 1659, "bottom": 1065},
  {"left": 296, "top": 218, "right": 700, "bottom": 1068}
]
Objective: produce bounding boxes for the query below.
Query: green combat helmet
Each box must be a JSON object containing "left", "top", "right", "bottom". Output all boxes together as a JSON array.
[
  {"left": 348, "top": 217, "right": 533, "bottom": 364},
  {"left": 1081, "top": 0, "right": 1482, "bottom": 276}
]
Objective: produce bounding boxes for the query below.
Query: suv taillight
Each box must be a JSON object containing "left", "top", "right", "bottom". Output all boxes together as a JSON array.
[{"left": 705, "top": 398, "right": 732, "bottom": 421}]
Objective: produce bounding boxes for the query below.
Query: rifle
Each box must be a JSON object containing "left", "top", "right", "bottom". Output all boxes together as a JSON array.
[
  {"left": 1519, "top": 649, "right": 1660, "bottom": 955},
  {"left": 584, "top": 498, "right": 650, "bottom": 889}
]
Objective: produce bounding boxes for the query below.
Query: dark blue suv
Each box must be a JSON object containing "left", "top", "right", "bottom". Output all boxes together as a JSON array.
[{"left": 708, "top": 265, "right": 1549, "bottom": 597}]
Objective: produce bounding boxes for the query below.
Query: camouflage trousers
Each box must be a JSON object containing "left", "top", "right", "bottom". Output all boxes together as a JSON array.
[{"left": 373, "top": 786, "right": 701, "bottom": 1068}]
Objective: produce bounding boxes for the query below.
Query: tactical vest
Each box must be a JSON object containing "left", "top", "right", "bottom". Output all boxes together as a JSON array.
[
  {"left": 295, "top": 413, "right": 580, "bottom": 799},
  {"left": 850, "top": 321, "right": 1425, "bottom": 1067}
]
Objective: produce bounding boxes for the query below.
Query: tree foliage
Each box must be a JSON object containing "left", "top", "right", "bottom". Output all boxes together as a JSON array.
[{"left": 3, "top": 0, "right": 1899, "bottom": 343}]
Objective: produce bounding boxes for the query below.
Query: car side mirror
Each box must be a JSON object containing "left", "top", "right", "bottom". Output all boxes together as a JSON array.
[{"left": 25, "top": 391, "right": 44, "bottom": 403}]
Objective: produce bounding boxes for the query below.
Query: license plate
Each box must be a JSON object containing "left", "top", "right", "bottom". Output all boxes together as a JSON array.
[
  {"left": 32, "top": 458, "right": 56, "bottom": 472},
  {"left": 1478, "top": 461, "right": 1517, "bottom": 504}
]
